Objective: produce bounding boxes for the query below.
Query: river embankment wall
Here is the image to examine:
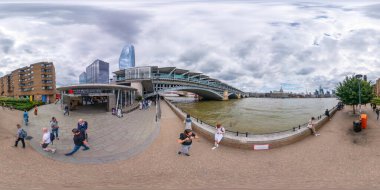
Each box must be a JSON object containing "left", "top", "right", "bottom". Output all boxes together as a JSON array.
[{"left": 164, "top": 98, "right": 337, "bottom": 149}]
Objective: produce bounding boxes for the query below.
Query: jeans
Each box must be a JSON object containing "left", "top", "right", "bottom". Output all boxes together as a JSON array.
[
  {"left": 66, "top": 144, "right": 90, "bottom": 155},
  {"left": 52, "top": 128, "right": 59, "bottom": 138},
  {"left": 24, "top": 118, "right": 28, "bottom": 126},
  {"left": 15, "top": 138, "right": 25, "bottom": 148},
  {"left": 180, "top": 144, "right": 191, "bottom": 154}
]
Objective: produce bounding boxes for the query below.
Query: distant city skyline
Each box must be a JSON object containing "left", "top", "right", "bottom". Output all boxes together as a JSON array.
[
  {"left": 119, "top": 44, "right": 135, "bottom": 70},
  {"left": 1, "top": 1, "right": 380, "bottom": 92}
]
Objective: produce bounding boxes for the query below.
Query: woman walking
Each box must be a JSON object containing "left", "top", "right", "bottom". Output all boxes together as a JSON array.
[
  {"left": 212, "top": 123, "right": 225, "bottom": 150},
  {"left": 34, "top": 105, "right": 38, "bottom": 116},
  {"left": 50, "top": 117, "right": 59, "bottom": 140},
  {"left": 184, "top": 114, "right": 192, "bottom": 130}
]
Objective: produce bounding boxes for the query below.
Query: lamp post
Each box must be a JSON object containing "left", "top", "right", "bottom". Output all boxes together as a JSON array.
[{"left": 355, "top": 74, "right": 363, "bottom": 114}]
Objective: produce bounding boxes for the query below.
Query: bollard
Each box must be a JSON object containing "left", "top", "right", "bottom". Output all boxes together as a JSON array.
[
  {"left": 293, "top": 127, "right": 296, "bottom": 131},
  {"left": 299, "top": 125, "right": 301, "bottom": 129},
  {"left": 246, "top": 132, "right": 248, "bottom": 137},
  {"left": 236, "top": 131, "right": 239, "bottom": 136},
  {"left": 201, "top": 120, "right": 203, "bottom": 124}
]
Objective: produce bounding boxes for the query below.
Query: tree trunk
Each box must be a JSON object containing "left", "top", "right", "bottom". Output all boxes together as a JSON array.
[{"left": 353, "top": 105, "right": 356, "bottom": 114}]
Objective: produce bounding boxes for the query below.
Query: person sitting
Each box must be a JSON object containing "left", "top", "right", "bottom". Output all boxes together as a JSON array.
[{"left": 307, "top": 117, "right": 320, "bottom": 136}]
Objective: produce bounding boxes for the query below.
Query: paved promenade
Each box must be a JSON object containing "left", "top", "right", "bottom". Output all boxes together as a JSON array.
[
  {"left": 1, "top": 102, "right": 380, "bottom": 189},
  {"left": 25, "top": 103, "right": 158, "bottom": 163}
]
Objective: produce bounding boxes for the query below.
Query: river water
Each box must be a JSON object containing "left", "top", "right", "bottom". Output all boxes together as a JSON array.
[{"left": 168, "top": 97, "right": 338, "bottom": 134}]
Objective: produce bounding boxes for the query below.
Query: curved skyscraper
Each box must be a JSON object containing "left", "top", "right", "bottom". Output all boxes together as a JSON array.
[{"left": 119, "top": 44, "right": 135, "bottom": 70}]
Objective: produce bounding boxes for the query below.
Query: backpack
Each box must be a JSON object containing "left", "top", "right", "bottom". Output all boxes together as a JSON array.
[
  {"left": 20, "top": 129, "right": 27, "bottom": 138},
  {"left": 50, "top": 132, "right": 55, "bottom": 144}
]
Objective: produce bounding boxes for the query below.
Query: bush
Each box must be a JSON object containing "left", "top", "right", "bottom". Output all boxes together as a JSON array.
[{"left": 0, "top": 97, "right": 44, "bottom": 111}]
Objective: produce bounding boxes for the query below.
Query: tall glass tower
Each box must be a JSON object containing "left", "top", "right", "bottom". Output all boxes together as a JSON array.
[
  {"left": 86, "top": 59, "right": 109, "bottom": 84},
  {"left": 119, "top": 44, "right": 135, "bottom": 70}
]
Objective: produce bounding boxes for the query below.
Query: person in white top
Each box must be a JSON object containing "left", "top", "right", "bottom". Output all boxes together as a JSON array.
[
  {"left": 307, "top": 117, "right": 320, "bottom": 136},
  {"left": 212, "top": 123, "right": 225, "bottom": 150},
  {"left": 40, "top": 128, "right": 56, "bottom": 153}
]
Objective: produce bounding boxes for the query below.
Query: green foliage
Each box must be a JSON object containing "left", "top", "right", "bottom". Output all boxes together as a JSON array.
[
  {"left": 371, "top": 97, "right": 380, "bottom": 105},
  {"left": 0, "top": 97, "right": 44, "bottom": 111},
  {"left": 135, "top": 95, "right": 143, "bottom": 101},
  {"left": 336, "top": 75, "right": 374, "bottom": 113}
]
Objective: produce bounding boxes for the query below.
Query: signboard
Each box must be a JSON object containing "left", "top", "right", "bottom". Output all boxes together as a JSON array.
[{"left": 253, "top": 144, "right": 269, "bottom": 150}]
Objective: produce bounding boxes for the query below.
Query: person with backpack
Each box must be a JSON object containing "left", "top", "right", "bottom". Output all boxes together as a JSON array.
[
  {"left": 23, "top": 110, "right": 29, "bottom": 126},
  {"left": 14, "top": 124, "right": 26, "bottom": 148},
  {"left": 50, "top": 117, "right": 59, "bottom": 140},
  {"left": 77, "top": 118, "right": 88, "bottom": 141},
  {"left": 40, "top": 128, "right": 56, "bottom": 153},
  {"left": 184, "top": 114, "right": 192, "bottom": 130},
  {"left": 177, "top": 129, "right": 198, "bottom": 156},
  {"left": 212, "top": 123, "right": 225, "bottom": 150},
  {"left": 64, "top": 105, "right": 69, "bottom": 116},
  {"left": 65, "top": 128, "right": 90, "bottom": 156}
]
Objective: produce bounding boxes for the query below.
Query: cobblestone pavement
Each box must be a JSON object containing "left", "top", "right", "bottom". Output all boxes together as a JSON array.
[{"left": 24, "top": 103, "right": 159, "bottom": 163}]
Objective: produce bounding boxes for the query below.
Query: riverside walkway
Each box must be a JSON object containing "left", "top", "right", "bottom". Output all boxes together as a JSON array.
[{"left": 1, "top": 102, "right": 380, "bottom": 189}]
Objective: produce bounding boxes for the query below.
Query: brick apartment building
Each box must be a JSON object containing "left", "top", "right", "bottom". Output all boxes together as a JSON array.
[{"left": 0, "top": 62, "right": 56, "bottom": 103}]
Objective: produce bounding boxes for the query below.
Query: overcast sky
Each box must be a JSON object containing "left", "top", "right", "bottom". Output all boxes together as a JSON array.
[{"left": 0, "top": 0, "right": 380, "bottom": 93}]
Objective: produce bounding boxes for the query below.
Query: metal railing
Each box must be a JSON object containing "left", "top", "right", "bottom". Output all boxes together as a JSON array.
[{"left": 167, "top": 98, "right": 337, "bottom": 137}]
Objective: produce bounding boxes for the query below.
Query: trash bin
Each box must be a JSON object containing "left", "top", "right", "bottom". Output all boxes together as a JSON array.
[
  {"left": 353, "top": 120, "right": 361, "bottom": 132},
  {"left": 361, "top": 114, "right": 367, "bottom": 129}
]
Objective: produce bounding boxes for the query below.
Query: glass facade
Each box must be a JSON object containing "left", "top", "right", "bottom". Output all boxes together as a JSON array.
[
  {"left": 79, "top": 72, "right": 87, "bottom": 84},
  {"left": 125, "top": 67, "right": 151, "bottom": 80},
  {"left": 86, "top": 60, "right": 109, "bottom": 84},
  {"left": 119, "top": 44, "right": 135, "bottom": 70}
]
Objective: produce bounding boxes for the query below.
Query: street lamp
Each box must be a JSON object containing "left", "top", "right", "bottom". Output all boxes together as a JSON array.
[{"left": 355, "top": 74, "right": 363, "bottom": 114}]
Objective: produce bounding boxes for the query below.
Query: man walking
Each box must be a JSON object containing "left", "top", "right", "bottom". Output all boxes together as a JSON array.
[
  {"left": 14, "top": 124, "right": 26, "bottom": 148},
  {"left": 40, "top": 128, "right": 56, "bottom": 153},
  {"left": 376, "top": 108, "right": 379, "bottom": 120},
  {"left": 23, "top": 110, "right": 29, "bottom": 126},
  {"left": 64, "top": 105, "right": 69, "bottom": 116},
  {"left": 177, "top": 129, "right": 198, "bottom": 156},
  {"left": 65, "top": 129, "right": 90, "bottom": 156}
]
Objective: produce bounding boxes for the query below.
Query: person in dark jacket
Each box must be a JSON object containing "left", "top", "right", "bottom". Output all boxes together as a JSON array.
[
  {"left": 77, "top": 118, "right": 88, "bottom": 141},
  {"left": 65, "top": 129, "right": 90, "bottom": 156}
]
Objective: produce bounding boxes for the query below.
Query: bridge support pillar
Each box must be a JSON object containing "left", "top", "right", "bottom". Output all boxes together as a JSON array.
[{"left": 223, "top": 90, "right": 229, "bottom": 101}]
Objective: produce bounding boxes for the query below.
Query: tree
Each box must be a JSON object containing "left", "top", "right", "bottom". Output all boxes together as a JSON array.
[{"left": 336, "top": 75, "right": 374, "bottom": 114}]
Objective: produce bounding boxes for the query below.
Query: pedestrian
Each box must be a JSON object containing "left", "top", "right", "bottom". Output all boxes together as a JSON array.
[
  {"left": 77, "top": 118, "right": 88, "bottom": 141},
  {"left": 117, "top": 107, "right": 123, "bottom": 118},
  {"left": 23, "top": 110, "right": 29, "bottom": 126},
  {"left": 65, "top": 128, "right": 90, "bottom": 156},
  {"left": 184, "top": 114, "right": 192, "bottom": 130},
  {"left": 177, "top": 129, "right": 198, "bottom": 156},
  {"left": 50, "top": 117, "right": 59, "bottom": 140},
  {"left": 307, "top": 117, "right": 320, "bottom": 136},
  {"left": 14, "top": 124, "right": 26, "bottom": 148},
  {"left": 139, "top": 101, "right": 142, "bottom": 110},
  {"left": 212, "top": 123, "right": 225, "bottom": 150},
  {"left": 34, "top": 105, "right": 38, "bottom": 116},
  {"left": 376, "top": 108, "right": 379, "bottom": 120},
  {"left": 64, "top": 105, "right": 69, "bottom": 116},
  {"left": 324, "top": 109, "right": 330, "bottom": 120},
  {"left": 40, "top": 128, "right": 56, "bottom": 153}
]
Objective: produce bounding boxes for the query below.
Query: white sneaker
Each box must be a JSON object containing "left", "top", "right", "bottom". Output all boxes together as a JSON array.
[{"left": 212, "top": 146, "right": 217, "bottom": 150}]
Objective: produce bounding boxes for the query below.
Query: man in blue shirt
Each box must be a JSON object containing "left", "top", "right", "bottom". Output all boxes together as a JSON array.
[{"left": 23, "top": 110, "right": 29, "bottom": 126}]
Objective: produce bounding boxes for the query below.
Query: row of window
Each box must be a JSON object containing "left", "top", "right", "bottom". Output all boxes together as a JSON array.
[{"left": 20, "top": 86, "right": 53, "bottom": 91}]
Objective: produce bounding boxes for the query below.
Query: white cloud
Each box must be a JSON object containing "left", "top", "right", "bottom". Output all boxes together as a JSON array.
[{"left": 0, "top": 1, "right": 380, "bottom": 92}]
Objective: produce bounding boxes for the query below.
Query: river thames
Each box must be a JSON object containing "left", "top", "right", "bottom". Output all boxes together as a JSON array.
[{"left": 168, "top": 97, "right": 339, "bottom": 134}]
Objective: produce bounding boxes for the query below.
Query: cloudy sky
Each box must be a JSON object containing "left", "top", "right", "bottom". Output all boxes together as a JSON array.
[{"left": 0, "top": 0, "right": 380, "bottom": 93}]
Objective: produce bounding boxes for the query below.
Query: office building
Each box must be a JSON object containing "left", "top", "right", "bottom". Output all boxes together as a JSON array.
[
  {"left": 86, "top": 59, "right": 109, "bottom": 84},
  {"left": 119, "top": 44, "right": 135, "bottom": 70},
  {"left": 79, "top": 72, "right": 87, "bottom": 84}
]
